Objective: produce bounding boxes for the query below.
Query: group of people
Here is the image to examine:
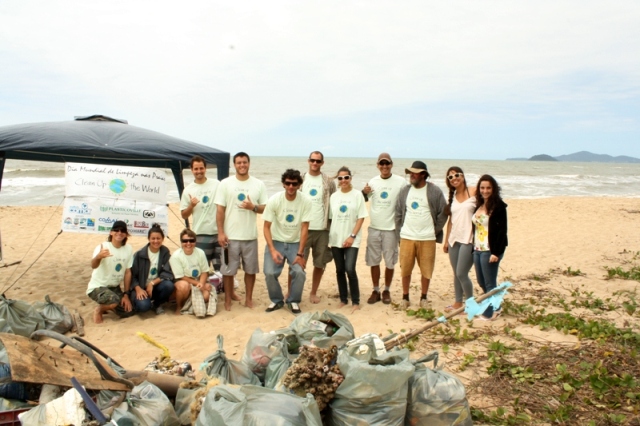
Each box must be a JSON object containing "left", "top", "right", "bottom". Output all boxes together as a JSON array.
[{"left": 87, "top": 151, "right": 508, "bottom": 323}]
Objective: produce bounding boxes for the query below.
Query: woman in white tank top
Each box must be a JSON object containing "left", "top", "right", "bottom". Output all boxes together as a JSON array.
[{"left": 443, "top": 167, "right": 476, "bottom": 312}]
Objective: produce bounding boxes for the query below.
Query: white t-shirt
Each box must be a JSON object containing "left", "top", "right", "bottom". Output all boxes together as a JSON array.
[
  {"left": 329, "top": 189, "right": 369, "bottom": 248},
  {"left": 147, "top": 249, "right": 160, "bottom": 282},
  {"left": 301, "top": 174, "right": 325, "bottom": 230},
  {"left": 86, "top": 242, "right": 134, "bottom": 294},
  {"left": 214, "top": 175, "right": 268, "bottom": 240},
  {"left": 180, "top": 178, "right": 220, "bottom": 235},
  {"left": 368, "top": 174, "right": 407, "bottom": 231},
  {"left": 263, "top": 191, "right": 313, "bottom": 243},
  {"left": 169, "top": 248, "right": 211, "bottom": 279},
  {"left": 448, "top": 196, "right": 476, "bottom": 246},
  {"left": 400, "top": 186, "right": 436, "bottom": 241}
]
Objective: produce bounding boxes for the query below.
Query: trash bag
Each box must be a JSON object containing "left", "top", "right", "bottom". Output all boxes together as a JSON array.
[
  {"left": 290, "top": 310, "right": 355, "bottom": 348},
  {"left": 0, "top": 295, "right": 45, "bottom": 337},
  {"left": 200, "top": 335, "right": 261, "bottom": 386},
  {"left": 32, "top": 295, "right": 74, "bottom": 334},
  {"left": 196, "top": 384, "right": 322, "bottom": 426},
  {"left": 18, "top": 387, "right": 86, "bottom": 426},
  {"left": 115, "top": 381, "right": 180, "bottom": 426},
  {"left": 0, "top": 318, "right": 12, "bottom": 335},
  {"left": 0, "top": 363, "right": 29, "bottom": 400},
  {"left": 406, "top": 351, "right": 473, "bottom": 426},
  {"left": 329, "top": 347, "right": 415, "bottom": 426},
  {"left": 174, "top": 385, "right": 204, "bottom": 425},
  {"left": 264, "top": 341, "right": 291, "bottom": 389},
  {"left": 241, "top": 328, "right": 287, "bottom": 383}
]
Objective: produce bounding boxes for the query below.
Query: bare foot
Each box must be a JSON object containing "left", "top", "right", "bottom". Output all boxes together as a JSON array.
[
  {"left": 338, "top": 302, "right": 347, "bottom": 308},
  {"left": 93, "top": 307, "right": 103, "bottom": 324},
  {"left": 245, "top": 299, "right": 254, "bottom": 308},
  {"left": 351, "top": 305, "right": 361, "bottom": 313},
  {"left": 225, "top": 301, "right": 231, "bottom": 311},
  {"left": 175, "top": 309, "right": 182, "bottom": 315},
  {"left": 231, "top": 292, "right": 241, "bottom": 301},
  {"left": 310, "top": 294, "right": 321, "bottom": 304}
]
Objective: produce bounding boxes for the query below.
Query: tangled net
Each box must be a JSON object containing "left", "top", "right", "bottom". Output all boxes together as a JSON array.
[{"left": 282, "top": 345, "right": 344, "bottom": 411}]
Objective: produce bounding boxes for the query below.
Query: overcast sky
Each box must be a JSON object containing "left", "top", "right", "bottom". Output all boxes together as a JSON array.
[{"left": 1, "top": 1, "right": 639, "bottom": 159}]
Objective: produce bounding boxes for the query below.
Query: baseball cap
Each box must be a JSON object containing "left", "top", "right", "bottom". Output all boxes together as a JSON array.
[
  {"left": 377, "top": 153, "right": 392, "bottom": 163},
  {"left": 111, "top": 220, "right": 128, "bottom": 232}
]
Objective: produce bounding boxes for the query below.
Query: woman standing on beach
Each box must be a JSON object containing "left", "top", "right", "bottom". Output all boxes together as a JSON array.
[
  {"left": 329, "top": 166, "right": 368, "bottom": 312},
  {"left": 473, "top": 174, "right": 508, "bottom": 321},
  {"left": 443, "top": 167, "right": 476, "bottom": 312},
  {"left": 130, "top": 224, "right": 188, "bottom": 315}
]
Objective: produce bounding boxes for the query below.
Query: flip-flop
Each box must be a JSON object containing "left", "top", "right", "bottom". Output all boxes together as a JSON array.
[{"left": 444, "top": 305, "right": 455, "bottom": 313}]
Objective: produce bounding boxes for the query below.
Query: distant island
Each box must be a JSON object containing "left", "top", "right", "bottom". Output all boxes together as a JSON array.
[{"left": 507, "top": 151, "right": 640, "bottom": 163}]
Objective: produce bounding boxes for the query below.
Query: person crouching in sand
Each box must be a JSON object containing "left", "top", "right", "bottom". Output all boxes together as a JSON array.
[
  {"left": 169, "top": 229, "right": 211, "bottom": 315},
  {"left": 86, "top": 220, "right": 135, "bottom": 324}
]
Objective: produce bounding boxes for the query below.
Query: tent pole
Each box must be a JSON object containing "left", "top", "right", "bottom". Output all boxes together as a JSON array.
[{"left": 171, "top": 165, "right": 189, "bottom": 229}]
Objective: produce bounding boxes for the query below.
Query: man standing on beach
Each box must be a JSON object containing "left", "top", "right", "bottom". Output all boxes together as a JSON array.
[
  {"left": 395, "top": 160, "right": 447, "bottom": 308},
  {"left": 362, "top": 153, "right": 407, "bottom": 305},
  {"left": 216, "top": 152, "right": 268, "bottom": 311},
  {"left": 301, "top": 151, "right": 336, "bottom": 303},
  {"left": 180, "top": 155, "right": 221, "bottom": 271},
  {"left": 263, "top": 169, "right": 312, "bottom": 314}
]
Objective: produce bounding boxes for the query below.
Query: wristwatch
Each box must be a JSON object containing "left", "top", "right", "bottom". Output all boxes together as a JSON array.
[
  {"left": 350, "top": 233, "right": 356, "bottom": 238},
  {"left": 252, "top": 205, "right": 258, "bottom": 212},
  {"left": 297, "top": 253, "right": 304, "bottom": 257}
]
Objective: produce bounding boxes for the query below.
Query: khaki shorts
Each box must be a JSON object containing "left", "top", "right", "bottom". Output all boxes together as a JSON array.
[
  {"left": 221, "top": 240, "right": 259, "bottom": 276},
  {"left": 399, "top": 239, "right": 436, "bottom": 279},
  {"left": 365, "top": 228, "right": 398, "bottom": 268},
  {"left": 304, "top": 230, "right": 333, "bottom": 269}
]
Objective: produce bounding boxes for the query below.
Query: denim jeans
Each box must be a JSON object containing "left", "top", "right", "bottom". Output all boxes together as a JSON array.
[
  {"left": 448, "top": 242, "right": 474, "bottom": 303},
  {"left": 331, "top": 247, "right": 360, "bottom": 305},
  {"left": 264, "top": 241, "right": 306, "bottom": 304},
  {"left": 131, "top": 279, "right": 175, "bottom": 312},
  {"left": 473, "top": 250, "right": 504, "bottom": 318}
]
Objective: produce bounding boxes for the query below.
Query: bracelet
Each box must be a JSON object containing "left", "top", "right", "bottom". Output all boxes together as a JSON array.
[
  {"left": 350, "top": 233, "right": 356, "bottom": 239},
  {"left": 252, "top": 205, "right": 258, "bottom": 212},
  {"left": 297, "top": 253, "right": 304, "bottom": 257}
]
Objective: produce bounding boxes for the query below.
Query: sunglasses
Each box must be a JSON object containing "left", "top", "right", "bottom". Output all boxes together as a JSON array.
[
  {"left": 112, "top": 229, "right": 127, "bottom": 234},
  {"left": 308, "top": 159, "right": 323, "bottom": 164},
  {"left": 284, "top": 181, "right": 300, "bottom": 187},
  {"left": 181, "top": 239, "right": 196, "bottom": 244},
  {"left": 337, "top": 175, "right": 351, "bottom": 181},
  {"left": 378, "top": 161, "right": 391, "bottom": 166},
  {"left": 447, "top": 173, "right": 463, "bottom": 180}
]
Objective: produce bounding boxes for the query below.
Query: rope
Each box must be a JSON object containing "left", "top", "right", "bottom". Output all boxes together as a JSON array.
[{"left": 1, "top": 200, "right": 64, "bottom": 294}]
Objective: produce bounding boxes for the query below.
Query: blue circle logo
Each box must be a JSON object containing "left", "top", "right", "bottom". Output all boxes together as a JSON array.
[
  {"left": 381, "top": 191, "right": 389, "bottom": 199},
  {"left": 286, "top": 214, "right": 295, "bottom": 223},
  {"left": 340, "top": 205, "right": 348, "bottom": 213},
  {"left": 237, "top": 193, "right": 246, "bottom": 201},
  {"left": 109, "top": 179, "right": 126, "bottom": 194},
  {"left": 411, "top": 201, "right": 419, "bottom": 210},
  {"left": 150, "top": 267, "right": 158, "bottom": 276},
  {"left": 203, "top": 195, "right": 210, "bottom": 203},
  {"left": 115, "top": 263, "right": 123, "bottom": 272},
  {"left": 309, "top": 189, "right": 318, "bottom": 196},
  {"left": 191, "top": 269, "right": 199, "bottom": 278}
]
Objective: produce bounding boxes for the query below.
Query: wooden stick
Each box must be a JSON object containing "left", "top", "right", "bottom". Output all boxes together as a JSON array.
[
  {"left": 0, "top": 261, "right": 21, "bottom": 268},
  {"left": 74, "top": 310, "right": 85, "bottom": 337},
  {"left": 384, "top": 286, "right": 507, "bottom": 351}
]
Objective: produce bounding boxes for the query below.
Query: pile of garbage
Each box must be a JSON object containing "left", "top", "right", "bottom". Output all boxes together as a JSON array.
[{"left": 2, "top": 307, "right": 473, "bottom": 425}]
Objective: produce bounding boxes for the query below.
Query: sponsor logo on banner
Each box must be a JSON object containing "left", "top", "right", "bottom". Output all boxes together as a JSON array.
[
  {"left": 134, "top": 221, "right": 150, "bottom": 229},
  {"left": 143, "top": 210, "right": 156, "bottom": 218}
]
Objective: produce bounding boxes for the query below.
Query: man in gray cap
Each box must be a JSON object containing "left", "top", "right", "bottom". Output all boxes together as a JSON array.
[
  {"left": 362, "top": 153, "right": 407, "bottom": 305},
  {"left": 395, "top": 160, "right": 447, "bottom": 308}
]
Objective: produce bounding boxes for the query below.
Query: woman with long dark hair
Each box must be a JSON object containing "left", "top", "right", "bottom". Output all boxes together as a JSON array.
[
  {"left": 443, "top": 167, "right": 476, "bottom": 312},
  {"left": 329, "top": 166, "right": 368, "bottom": 312},
  {"left": 473, "top": 174, "right": 508, "bottom": 321}
]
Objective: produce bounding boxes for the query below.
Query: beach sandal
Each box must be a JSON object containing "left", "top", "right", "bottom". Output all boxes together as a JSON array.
[{"left": 444, "top": 305, "right": 462, "bottom": 313}]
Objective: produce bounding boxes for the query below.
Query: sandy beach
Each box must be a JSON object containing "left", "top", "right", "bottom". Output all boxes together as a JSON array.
[{"left": 1, "top": 197, "right": 639, "bottom": 382}]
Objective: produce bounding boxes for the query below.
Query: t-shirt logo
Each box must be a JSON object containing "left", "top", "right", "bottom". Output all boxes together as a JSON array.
[
  {"left": 202, "top": 195, "right": 210, "bottom": 204},
  {"left": 340, "top": 205, "right": 348, "bottom": 213},
  {"left": 150, "top": 267, "right": 158, "bottom": 275},
  {"left": 191, "top": 269, "right": 199, "bottom": 278},
  {"left": 381, "top": 191, "right": 389, "bottom": 199},
  {"left": 411, "top": 201, "right": 419, "bottom": 210},
  {"left": 115, "top": 263, "right": 123, "bottom": 272},
  {"left": 286, "top": 214, "right": 295, "bottom": 223},
  {"left": 309, "top": 189, "right": 318, "bottom": 196},
  {"left": 237, "top": 193, "right": 246, "bottom": 201}
]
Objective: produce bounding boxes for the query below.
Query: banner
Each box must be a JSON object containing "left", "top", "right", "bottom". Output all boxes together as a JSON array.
[
  {"left": 61, "top": 197, "right": 168, "bottom": 236},
  {"left": 64, "top": 162, "right": 167, "bottom": 203}
]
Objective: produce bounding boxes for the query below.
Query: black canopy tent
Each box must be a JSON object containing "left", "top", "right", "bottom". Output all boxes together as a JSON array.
[{"left": 0, "top": 115, "right": 230, "bottom": 197}]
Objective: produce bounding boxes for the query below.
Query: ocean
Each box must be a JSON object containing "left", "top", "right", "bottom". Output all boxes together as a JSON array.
[{"left": 1, "top": 157, "right": 639, "bottom": 206}]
